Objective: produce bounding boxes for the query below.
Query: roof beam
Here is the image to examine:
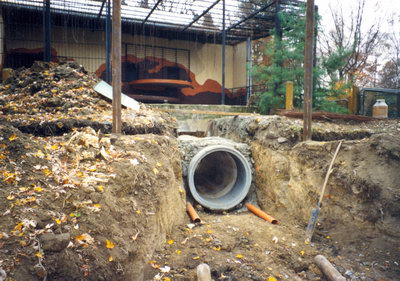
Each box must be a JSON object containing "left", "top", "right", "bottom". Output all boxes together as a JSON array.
[
  {"left": 96, "top": 0, "right": 106, "bottom": 21},
  {"left": 225, "top": 0, "right": 275, "bottom": 33},
  {"left": 141, "top": 0, "right": 163, "bottom": 27},
  {"left": 180, "top": 0, "right": 220, "bottom": 32}
]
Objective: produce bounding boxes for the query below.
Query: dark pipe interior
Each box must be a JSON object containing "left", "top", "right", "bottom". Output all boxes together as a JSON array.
[{"left": 193, "top": 151, "right": 238, "bottom": 199}]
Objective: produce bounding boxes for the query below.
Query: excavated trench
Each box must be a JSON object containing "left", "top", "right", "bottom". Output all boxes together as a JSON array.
[
  {"left": 2, "top": 106, "right": 399, "bottom": 280},
  {"left": 172, "top": 115, "right": 400, "bottom": 280}
]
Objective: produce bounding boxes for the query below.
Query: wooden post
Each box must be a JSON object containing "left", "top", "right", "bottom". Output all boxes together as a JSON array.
[
  {"left": 303, "top": 0, "right": 315, "bottom": 141},
  {"left": 197, "top": 264, "right": 212, "bottom": 281},
  {"left": 314, "top": 255, "right": 346, "bottom": 281},
  {"left": 112, "top": 0, "right": 122, "bottom": 134},
  {"left": 285, "top": 81, "right": 294, "bottom": 110},
  {"left": 274, "top": 0, "right": 282, "bottom": 97}
]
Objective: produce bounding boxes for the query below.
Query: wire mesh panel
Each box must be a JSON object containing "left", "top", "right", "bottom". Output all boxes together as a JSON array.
[
  {"left": 0, "top": 0, "right": 304, "bottom": 45},
  {"left": 124, "top": 43, "right": 189, "bottom": 80},
  {"left": 358, "top": 89, "right": 400, "bottom": 118}
]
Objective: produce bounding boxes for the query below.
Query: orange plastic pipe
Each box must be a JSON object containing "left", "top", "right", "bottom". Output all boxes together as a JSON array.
[
  {"left": 245, "top": 203, "right": 278, "bottom": 224},
  {"left": 186, "top": 202, "right": 201, "bottom": 223}
]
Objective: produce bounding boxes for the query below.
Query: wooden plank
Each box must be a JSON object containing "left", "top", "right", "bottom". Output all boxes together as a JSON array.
[
  {"left": 153, "top": 108, "right": 259, "bottom": 117},
  {"left": 277, "top": 110, "right": 375, "bottom": 122},
  {"left": 93, "top": 80, "right": 140, "bottom": 110},
  {"left": 112, "top": 0, "right": 122, "bottom": 134},
  {"left": 303, "top": 0, "right": 315, "bottom": 141}
]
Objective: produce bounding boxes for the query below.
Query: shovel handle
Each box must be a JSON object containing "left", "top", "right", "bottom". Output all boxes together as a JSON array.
[
  {"left": 318, "top": 141, "right": 343, "bottom": 205},
  {"left": 305, "top": 207, "right": 320, "bottom": 243}
]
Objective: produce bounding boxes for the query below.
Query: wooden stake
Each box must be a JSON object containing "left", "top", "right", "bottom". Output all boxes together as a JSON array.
[
  {"left": 303, "top": 0, "right": 315, "bottom": 141},
  {"left": 112, "top": 0, "right": 122, "bottom": 134},
  {"left": 314, "top": 255, "right": 346, "bottom": 281},
  {"left": 197, "top": 263, "right": 212, "bottom": 281}
]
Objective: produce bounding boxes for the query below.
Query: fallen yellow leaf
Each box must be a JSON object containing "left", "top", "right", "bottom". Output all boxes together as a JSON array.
[
  {"left": 167, "top": 239, "right": 174, "bottom": 245},
  {"left": 35, "top": 150, "right": 45, "bottom": 158},
  {"left": 213, "top": 246, "right": 221, "bottom": 251},
  {"left": 6, "top": 194, "right": 15, "bottom": 200},
  {"left": 106, "top": 239, "right": 115, "bottom": 249},
  {"left": 14, "top": 222, "right": 24, "bottom": 231},
  {"left": 192, "top": 256, "right": 200, "bottom": 260},
  {"left": 55, "top": 219, "right": 62, "bottom": 225},
  {"left": 267, "top": 277, "right": 277, "bottom": 281},
  {"left": 3, "top": 171, "right": 16, "bottom": 184},
  {"left": 33, "top": 186, "right": 44, "bottom": 192},
  {"left": 97, "top": 185, "right": 104, "bottom": 192},
  {"left": 175, "top": 249, "right": 182, "bottom": 255},
  {"left": 8, "top": 134, "right": 18, "bottom": 141},
  {"left": 42, "top": 168, "right": 52, "bottom": 176},
  {"left": 14, "top": 196, "right": 36, "bottom": 206},
  {"left": 300, "top": 250, "right": 305, "bottom": 256},
  {"left": 35, "top": 251, "right": 44, "bottom": 258},
  {"left": 108, "top": 256, "right": 114, "bottom": 262},
  {"left": 153, "top": 168, "right": 159, "bottom": 175},
  {"left": 163, "top": 278, "right": 171, "bottom": 281},
  {"left": 75, "top": 233, "right": 95, "bottom": 244},
  {"left": 235, "top": 254, "right": 244, "bottom": 259}
]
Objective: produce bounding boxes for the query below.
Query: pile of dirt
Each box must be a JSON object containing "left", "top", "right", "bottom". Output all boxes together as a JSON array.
[
  {"left": 0, "top": 61, "right": 177, "bottom": 136},
  {"left": 0, "top": 61, "right": 109, "bottom": 118},
  {"left": 0, "top": 123, "right": 186, "bottom": 281},
  {"left": 0, "top": 61, "right": 188, "bottom": 281}
]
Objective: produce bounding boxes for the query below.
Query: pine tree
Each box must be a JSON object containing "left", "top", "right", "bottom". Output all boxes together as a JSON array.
[{"left": 254, "top": 5, "right": 348, "bottom": 114}]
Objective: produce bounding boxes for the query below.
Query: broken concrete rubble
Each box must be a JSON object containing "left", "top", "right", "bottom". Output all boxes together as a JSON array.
[{"left": 40, "top": 233, "right": 71, "bottom": 253}]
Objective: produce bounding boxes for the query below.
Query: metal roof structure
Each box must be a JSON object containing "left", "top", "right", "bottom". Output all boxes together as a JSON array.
[
  {"left": 1, "top": 0, "right": 304, "bottom": 45},
  {"left": 361, "top": 88, "right": 400, "bottom": 95}
]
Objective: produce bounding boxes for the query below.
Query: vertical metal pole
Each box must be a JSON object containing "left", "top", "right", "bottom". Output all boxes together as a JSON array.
[
  {"left": 187, "top": 50, "right": 191, "bottom": 82},
  {"left": 112, "top": 0, "right": 122, "bottom": 134},
  {"left": 105, "top": 0, "right": 111, "bottom": 83},
  {"left": 124, "top": 43, "right": 128, "bottom": 82},
  {"left": 246, "top": 37, "right": 252, "bottom": 104},
  {"left": 221, "top": 0, "right": 226, "bottom": 105},
  {"left": 303, "top": 0, "right": 315, "bottom": 141},
  {"left": 43, "top": 0, "right": 51, "bottom": 62}
]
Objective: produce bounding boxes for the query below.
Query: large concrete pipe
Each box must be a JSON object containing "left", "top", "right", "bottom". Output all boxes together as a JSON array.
[{"left": 187, "top": 145, "right": 252, "bottom": 210}]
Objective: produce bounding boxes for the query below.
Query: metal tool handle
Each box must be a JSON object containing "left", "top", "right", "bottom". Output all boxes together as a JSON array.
[{"left": 305, "top": 207, "right": 320, "bottom": 243}]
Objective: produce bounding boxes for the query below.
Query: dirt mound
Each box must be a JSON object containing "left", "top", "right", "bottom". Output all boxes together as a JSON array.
[
  {"left": 1, "top": 61, "right": 108, "bottom": 117},
  {"left": 0, "top": 61, "right": 187, "bottom": 280},
  {"left": 0, "top": 61, "right": 177, "bottom": 137},
  {"left": 0, "top": 123, "right": 186, "bottom": 281}
]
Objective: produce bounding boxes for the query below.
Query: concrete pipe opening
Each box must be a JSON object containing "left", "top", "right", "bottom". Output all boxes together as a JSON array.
[{"left": 187, "top": 145, "right": 252, "bottom": 210}]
